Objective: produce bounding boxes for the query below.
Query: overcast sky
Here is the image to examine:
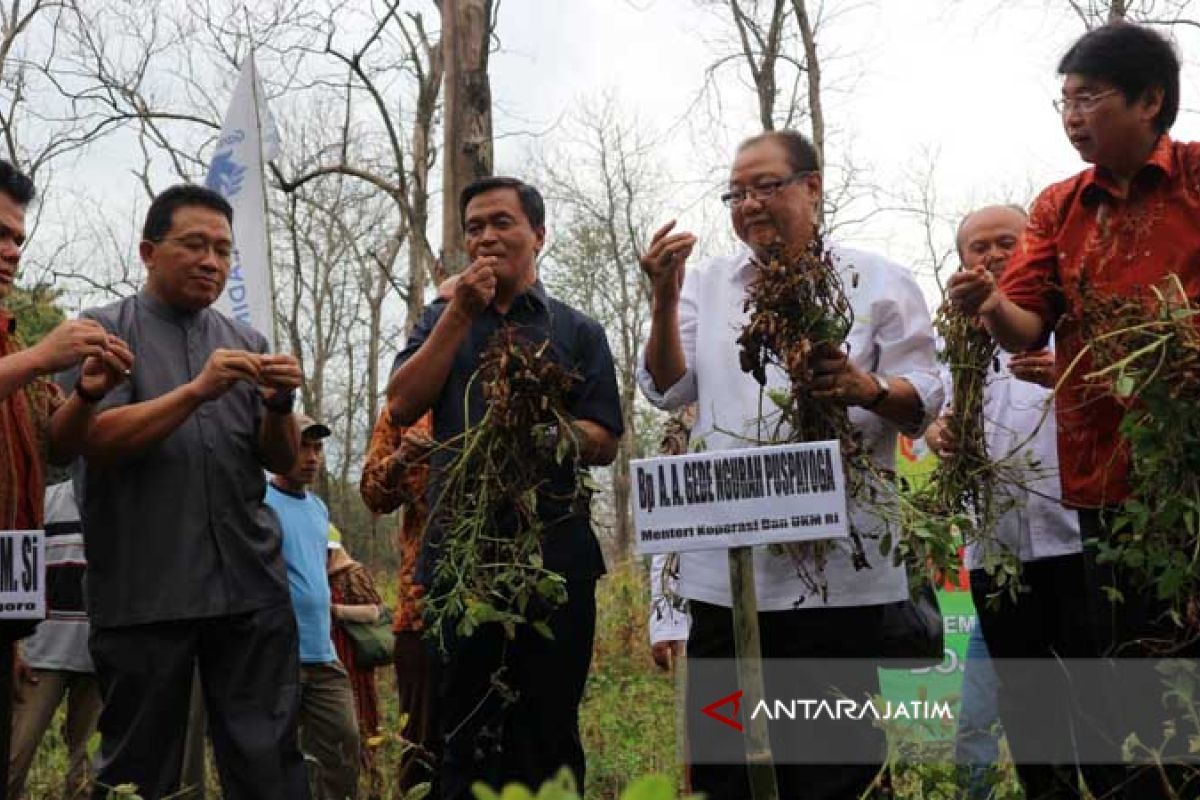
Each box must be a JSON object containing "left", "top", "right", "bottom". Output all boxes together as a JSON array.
[
  {"left": 20, "top": 0, "right": 1200, "bottom": 314},
  {"left": 485, "top": 0, "right": 1200, "bottom": 296}
]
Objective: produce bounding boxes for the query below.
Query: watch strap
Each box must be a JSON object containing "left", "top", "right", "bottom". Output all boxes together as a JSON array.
[
  {"left": 861, "top": 373, "right": 889, "bottom": 410},
  {"left": 73, "top": 379, "right": 105, "bottom": 405},
  {"left": 263, "top": 390, "right": 296, "bottom": 414}
]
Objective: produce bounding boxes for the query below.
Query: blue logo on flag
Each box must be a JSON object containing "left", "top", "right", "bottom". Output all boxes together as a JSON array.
[{"left": 206, "top": 150, "right": 247, "bottom": 198}]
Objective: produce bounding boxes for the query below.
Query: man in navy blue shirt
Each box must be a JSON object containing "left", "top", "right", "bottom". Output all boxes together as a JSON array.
[{"left": 388, "top": 176, "right": 623, "bottom": 799}]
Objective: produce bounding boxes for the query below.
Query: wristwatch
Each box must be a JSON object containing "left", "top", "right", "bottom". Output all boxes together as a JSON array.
[
  {"left": 860, "top": 373, "right": 890, "bottom": 410},
  {"left": 263, "top": 390, "right": 296, "bottom": 414},
  {"left": 73, "top": 379, "right": 104, "bottom": 405}
]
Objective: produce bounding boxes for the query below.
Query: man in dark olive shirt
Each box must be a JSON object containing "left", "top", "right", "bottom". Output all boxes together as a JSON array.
[
  {"left": 54, "top": 184, "right": 308, "bottom": 800},
  {"left": 388, "top": 176, "right": 623, "bottom": 800}
]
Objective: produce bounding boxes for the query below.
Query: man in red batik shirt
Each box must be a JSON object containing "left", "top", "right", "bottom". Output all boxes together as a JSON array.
[{"left": 949, "top": 22, "right": 1200, "bottom": 799}]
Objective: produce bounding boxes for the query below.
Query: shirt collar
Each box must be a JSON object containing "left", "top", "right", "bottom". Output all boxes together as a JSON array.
[
  {"left": 730, "top": 245, "right": 759, "bottom": 284},
  {"left": 137, "top": 288, "right": 205, "bottom": 326},
  {"left": 510, "top": 278, "right": 549, "bottom": 312},
  {"left": 271, "top": 482, "right": 308, "bottom": 500},
  {"left": 1081, "top": 134, "right": 1174, "bottom": 202}
]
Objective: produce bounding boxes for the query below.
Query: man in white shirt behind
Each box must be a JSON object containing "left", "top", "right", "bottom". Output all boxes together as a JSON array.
[
  {"left": 639, "top": 129, "right": 943, "bottom": 800},
  {"left": 928, "top": 205, "right": 1106, "bottom": 800}
]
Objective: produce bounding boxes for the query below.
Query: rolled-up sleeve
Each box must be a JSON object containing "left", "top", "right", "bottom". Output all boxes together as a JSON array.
[
  {"left": 637, "top": 268, "right": 700, "bottom": 410},
  {"left": 998, "top": 187, "right": 1065, "bottom": 350},
  {"left": 874, "top": 270, "right": 944, "bottom": 438}
]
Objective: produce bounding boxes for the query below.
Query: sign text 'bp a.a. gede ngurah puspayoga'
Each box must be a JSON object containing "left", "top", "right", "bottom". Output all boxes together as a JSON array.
[{"left": 631, "top": 441, "right": 849, "bottom": 555}]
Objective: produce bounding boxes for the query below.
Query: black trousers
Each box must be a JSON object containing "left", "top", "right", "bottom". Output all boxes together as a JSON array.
[
  {"left": 686, "top": 600, "right": 887, "bottom": 800},
  {"left": 394, "top": 630, "right": 439, "bottom": 793},
  {"left": 970, "top": 553, "right": 1125, "bottom": 800},
  {"left": 1075, "top": 510, "right": 1200, "bottom": 800},
  {"left": 435, "top": 578, "right": 597, "bottom": 800},
  {"left": 89, "top": 602, "right": 309, "bottom": 800}
]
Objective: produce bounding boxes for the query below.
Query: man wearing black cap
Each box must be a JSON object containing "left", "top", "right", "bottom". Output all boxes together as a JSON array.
[{"left": 267, "top": 413, "right": 361, "bottom": 800}]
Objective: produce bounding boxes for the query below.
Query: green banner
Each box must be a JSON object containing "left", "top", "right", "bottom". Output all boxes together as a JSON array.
[{"left": 878, "top": 436, "right": 977, "bottom": 744}]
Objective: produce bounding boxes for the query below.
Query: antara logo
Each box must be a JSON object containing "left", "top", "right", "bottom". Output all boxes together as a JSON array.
[{"left": 701, "top": 689, "right": 744, "bottom": 732}]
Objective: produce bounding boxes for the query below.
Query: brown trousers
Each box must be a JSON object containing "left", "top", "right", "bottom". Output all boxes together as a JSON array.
[
  {"left": 9, "top": 668, "right": 102, "bottom": 800},
  {"left": 299, "top": 661, "right": 361, "bottom": 800}
]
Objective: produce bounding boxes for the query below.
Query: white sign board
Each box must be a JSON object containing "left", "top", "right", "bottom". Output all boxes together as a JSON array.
[
  {"left": 0, "top": 531, "right": 44, "bottom": 619},
  {"left": 632, "top": 441, "right": 849, "bottom": 555}
]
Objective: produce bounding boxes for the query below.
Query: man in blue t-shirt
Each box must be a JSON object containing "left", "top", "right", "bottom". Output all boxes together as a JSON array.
[{"left": 266, "top": 414, "right": 360, "bottom": 800}]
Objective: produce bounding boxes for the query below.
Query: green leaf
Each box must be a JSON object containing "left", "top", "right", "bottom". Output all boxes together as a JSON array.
[
  {"left": 555, "top": 434, "right": 573, "bottom": 465},
  {"left": 620, "top": 775, "right": 677, "bottom": 800},
  {"left": 403, "top": 783, "right": 433, "bottom": 800},
  {"left": 767, "top": 388, "right": 791, "bottom": 410},
  {"left": 498, "top": 786, "right": 537, "bottom": 800}
]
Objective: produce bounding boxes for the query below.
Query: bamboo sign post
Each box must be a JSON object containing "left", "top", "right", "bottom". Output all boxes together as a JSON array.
[
  {"left": 729, "top": 546, "right": 780, "bottom": 800},
  {"left": 632, "top": 441, "right": 849, "bottom": 800}
]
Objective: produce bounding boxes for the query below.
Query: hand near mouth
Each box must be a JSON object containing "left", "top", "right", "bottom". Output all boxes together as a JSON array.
[{"left": 452, "top": 256, "right": 499, "bottom": 318}]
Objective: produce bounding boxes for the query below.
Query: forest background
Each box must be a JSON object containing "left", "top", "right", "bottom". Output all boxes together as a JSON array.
[{"left": 5, "top": 1, "right": 1200, "bottom": 797}]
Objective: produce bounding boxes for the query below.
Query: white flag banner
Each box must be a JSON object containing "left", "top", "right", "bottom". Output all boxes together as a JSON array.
[{"left": 205, "top": 53, "right": 278, "bottom": 348}]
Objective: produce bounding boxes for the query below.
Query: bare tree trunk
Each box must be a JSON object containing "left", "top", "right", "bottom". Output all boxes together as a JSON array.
[
  {"left": 612, "top": 387, "right": 637, "bottom": 556},
  {"left": 406, "top": 10, "right": 443, "bottom": 328},
  {"left": 793, "top": 0, "right": 824, "bottom": 226},
  {"left": 728, "top": 0, "right": 787, "bottom": 132},
  {"left": 364, "top": 246, "right": 395, "bottom": 429},
  {"left": 793, "top": 1, "right": 823, "bottom": 161},
  {"left": 1109, "top": 0, "right": 1128, "bottom": 20},
  {"left": 441, "top": 0, "right": 494, "bottom": 273}
]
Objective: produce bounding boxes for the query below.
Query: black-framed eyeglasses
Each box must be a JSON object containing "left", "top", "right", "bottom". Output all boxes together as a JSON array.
[
  {"left": 1052, "top": 89, "right": 1119, "bottom": 115},
  {"left": 159, "top": 234, "right": 234, "bottom": 262},
  {"left": 720, "top": 172, "right": 814, "bottom": 208}
]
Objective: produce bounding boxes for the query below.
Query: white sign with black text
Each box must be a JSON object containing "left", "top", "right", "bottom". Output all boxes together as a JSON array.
[
  {"left": 0, "top": 531, "right": 44, "bottom": 619},
  {"left": 632, "top": 441, "right": 849, "bottom": 555}
]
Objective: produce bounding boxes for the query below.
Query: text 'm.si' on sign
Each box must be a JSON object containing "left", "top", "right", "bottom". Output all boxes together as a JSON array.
[{"left": 0, "top": 531, "right": 45, "bottom": 619}]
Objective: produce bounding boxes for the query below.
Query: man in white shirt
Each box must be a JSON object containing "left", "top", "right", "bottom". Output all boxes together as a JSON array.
[
  {"left": 9, "top": 479, "right": 99, "bottom": 800},
  {"left": 648, "top": 407, "right": 694, "bottom": 672},
  {"left": 929, "top": 205, "right": 1110, "bottom": 800},
  {"left": 639, "top": 129, "right": 943, "bottom": 800}
]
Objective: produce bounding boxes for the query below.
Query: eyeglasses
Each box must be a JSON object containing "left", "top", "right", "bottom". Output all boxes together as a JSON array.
[
  {"left": 1052, "top": 89, "right": 1119, "bottom": 115},
  {"left": 159, "top": 234, "right": 234, "bottom": 262},
  {"left": 720, "top": 172, "right": 814, "bottom": 208}
]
